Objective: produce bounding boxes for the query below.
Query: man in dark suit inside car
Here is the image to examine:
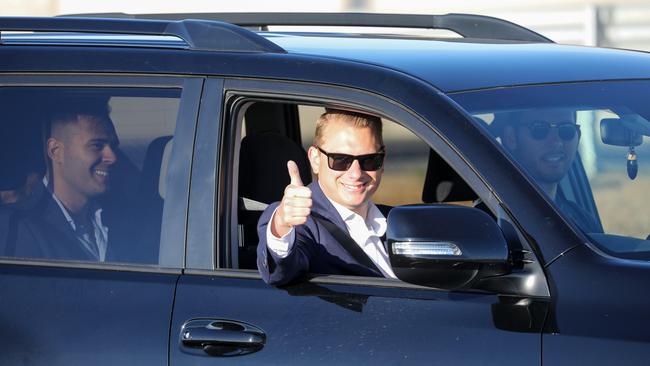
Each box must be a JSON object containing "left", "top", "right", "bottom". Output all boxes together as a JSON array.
[
  {"left": 257, "top": 109, "right": 396, "bottom": 286},
  {"left": 0, "top": 100, "right": 121, "bottom": 261},
  {"left": 499, "top": 107, "right": 601, "bottom": 233}
]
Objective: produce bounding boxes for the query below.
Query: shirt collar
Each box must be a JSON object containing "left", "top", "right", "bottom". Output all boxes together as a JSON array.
[{"left": 42, "top": 177, "right": 103, "bottom": 230}]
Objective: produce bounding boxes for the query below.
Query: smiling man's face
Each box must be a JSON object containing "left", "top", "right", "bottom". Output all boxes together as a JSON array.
[
  {"left": 503, "top": 108, "right": 580, "bottom": 188},
  {"left": 49, "top": 114, "right": 118, "bottom": 212},
  {"left": 308, "top": 116, "right": 383, "bottom": 218}
]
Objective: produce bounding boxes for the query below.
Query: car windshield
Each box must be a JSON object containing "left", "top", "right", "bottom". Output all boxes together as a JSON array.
[{"left": 450, "top": 80, "right": 650, "bottom": 261}]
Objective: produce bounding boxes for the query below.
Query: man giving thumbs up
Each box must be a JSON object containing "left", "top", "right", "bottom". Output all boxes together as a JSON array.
[{"left": 257, "top": 109, "right": 396, "bottom": 286}]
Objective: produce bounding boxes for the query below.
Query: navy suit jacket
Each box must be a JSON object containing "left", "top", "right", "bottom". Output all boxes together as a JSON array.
[
  {"left": 257, "top": 181, "right": 385, "bottom": 286},
  {"left": 0, "top": 182, "right": 155, "bottom": 263}
]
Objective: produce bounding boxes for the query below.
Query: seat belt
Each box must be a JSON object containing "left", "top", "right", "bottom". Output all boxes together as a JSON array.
[{"left": 312, "top": 215, "right": 383, "bottom": 276}]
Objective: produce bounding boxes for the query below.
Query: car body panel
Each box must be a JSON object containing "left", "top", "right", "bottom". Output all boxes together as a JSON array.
[
  {"left": 6, "top": 33, "right": 650, "bottom": 93},
  {"left": 265, "top": 34, "right": 650, "bottom": 92},
  {"left": 170, "top": 273, "right": 542, "bottom": 365},
  {"left": 185, "top": 77, "right": 223, "bottom": 269},
  {"left": 543, "top": 244, "right": 650, "bottom": 365},
  {"left": 0, "top": 263, "right": 178, "bottom": 365}
]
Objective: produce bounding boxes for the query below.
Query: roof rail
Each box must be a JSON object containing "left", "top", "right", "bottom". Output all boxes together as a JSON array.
[
  {"left": 0, "top": 16, "right": 286, "bottom": 53},
  {"left": 67, "top": 12, "right": 553, "bottom": 43}
]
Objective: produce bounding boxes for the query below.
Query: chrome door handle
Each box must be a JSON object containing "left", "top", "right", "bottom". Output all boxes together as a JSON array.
[{"left": 181, "top": 319, "right": 266, "bottom": 357}]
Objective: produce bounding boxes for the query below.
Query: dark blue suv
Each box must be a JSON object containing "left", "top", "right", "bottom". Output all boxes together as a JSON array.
[{"left": 0, "top": 13, "right": 649, "bottom": 365}]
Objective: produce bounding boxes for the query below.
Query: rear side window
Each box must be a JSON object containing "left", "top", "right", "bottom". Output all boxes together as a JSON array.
[{"left": 0, "top": 87, "right": 180, "bottom": 265}]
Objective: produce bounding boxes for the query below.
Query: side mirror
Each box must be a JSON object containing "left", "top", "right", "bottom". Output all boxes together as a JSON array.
[
  {"left": 386, "top": 205, "right": 509, "bottom": 290},
  {"left": 601, "top": 118, "right": 643, "bottom": 147}
]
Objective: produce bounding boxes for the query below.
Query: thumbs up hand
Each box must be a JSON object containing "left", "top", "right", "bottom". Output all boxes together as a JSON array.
[
  {"left": 271, "top": 160, "right": 313, "bottom": 237},
  {"left": 287, "top": 160, "right": 305, "bottom": 187}
]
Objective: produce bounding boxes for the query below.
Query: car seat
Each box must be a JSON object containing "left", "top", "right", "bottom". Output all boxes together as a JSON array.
[
  {"left": 102, "top": 136, "right": 173, "bottom": 264},
  {"left": 0, "top": 110, "right": 45, "bottom": 195},
  {"left": 238, "top": 131, "right": 312, "bottom": 269}
]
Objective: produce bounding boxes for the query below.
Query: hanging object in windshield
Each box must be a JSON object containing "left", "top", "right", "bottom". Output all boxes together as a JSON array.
[
  {"left": 600, "top": 117, "right": 645, "bottom": 180},
  {"left": 627, "top": 147, "right": 638, "bottom": 180}
]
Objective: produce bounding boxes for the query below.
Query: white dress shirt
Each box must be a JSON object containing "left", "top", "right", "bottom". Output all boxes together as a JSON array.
[{"left": 266, "top": 185, "right": 396, "bottom": 279}]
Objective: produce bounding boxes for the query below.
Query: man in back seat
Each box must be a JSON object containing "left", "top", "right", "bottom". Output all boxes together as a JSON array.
[{"left": 0, "top": 100, "right": 121, "bottom": 261}]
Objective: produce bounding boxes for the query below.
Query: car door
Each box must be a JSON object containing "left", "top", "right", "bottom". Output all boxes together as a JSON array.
[
  {"left": 169, "top": 77, "right": 549, "bottom": 364},
  {"left": 0, "top": 75, "right": 202, "bottom": 365}
]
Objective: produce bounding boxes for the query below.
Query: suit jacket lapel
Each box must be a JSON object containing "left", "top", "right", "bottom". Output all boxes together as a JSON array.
[
  {"left": 309, "top": 181, "right": 382, "bottom": 276},
  {"left": 36, "top": 184, "right": 97, "bottom": 260},
  {"left": 309, "top": 181, "right": 349, "bottom": 231}
]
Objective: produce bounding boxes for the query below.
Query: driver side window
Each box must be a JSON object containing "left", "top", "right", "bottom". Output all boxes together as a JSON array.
[{"left": 233, "top": 100, "right": 480, "bottom": 272}]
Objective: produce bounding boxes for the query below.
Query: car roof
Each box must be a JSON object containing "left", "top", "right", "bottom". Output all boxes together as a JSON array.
[
  {"left": 3, "top": 14, "right": 650, "bottom": 93},
  {"left": 265, "top": 32, "right": 650, "bottom": 93}
]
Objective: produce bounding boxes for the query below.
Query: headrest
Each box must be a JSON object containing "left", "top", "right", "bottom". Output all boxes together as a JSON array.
[
  {"left": 0, "top": 119, "right": 45, "bottom": 191},
  {"left": 140, "top": 135, "right": 173, "bottom": 200},
  {"left": 239, "top": 132, "right": 312, "bottom": 204},
  {"left": 422, "top": 149, "right": 477, "bottom": 203}
]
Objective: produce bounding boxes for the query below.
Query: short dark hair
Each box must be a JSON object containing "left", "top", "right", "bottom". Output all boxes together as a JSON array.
[
  {"left": 42, "top": 97, "right": 113, "bottom": 176},
  {"left": 48, "top": 97, "right": 112, "bottom": 136}
]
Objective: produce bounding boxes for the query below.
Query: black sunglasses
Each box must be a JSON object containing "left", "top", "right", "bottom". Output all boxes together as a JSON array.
[
  {"left": 316, "top": 146, "right": 385, "bottom": 171},
  {"left": 522, "top": 121, "right": 581, "bottom": 141}
]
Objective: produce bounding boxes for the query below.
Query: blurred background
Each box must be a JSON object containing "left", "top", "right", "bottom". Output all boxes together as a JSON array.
[{"left": 4, "top": 0, "right": 650, "bottom": 51}]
